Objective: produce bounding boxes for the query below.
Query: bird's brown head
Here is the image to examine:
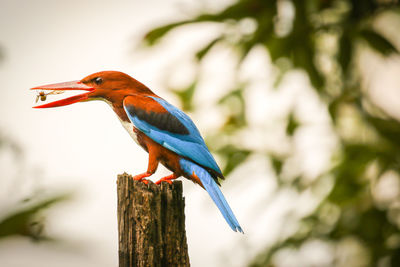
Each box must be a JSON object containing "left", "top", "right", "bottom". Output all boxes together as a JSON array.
[{"left": 31, "top": 71, "right": 154, "bottom": 108}]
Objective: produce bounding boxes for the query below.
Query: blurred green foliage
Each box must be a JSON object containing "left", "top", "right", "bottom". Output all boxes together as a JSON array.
[
  {"left": 0, "top": 131, "right": 70, "bottom": 242},
  {"left": 0, "top": 194, "right": 70, "bottom": 241},
  {"left": 143, "top": 0, "right": 400, "bottom": 266},
  {"left": 0, "top": 45, "right": 4, "bottom": 63}
]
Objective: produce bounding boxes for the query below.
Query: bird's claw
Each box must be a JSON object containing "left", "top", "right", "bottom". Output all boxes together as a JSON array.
[
  {"left": 132, "top": 172, "right": 152, "bottom": 184},
  {"left": 155, "top": 174, "right": 177, "bottom": 185},
  {"left": 132, "top": 178, "right": 150, "bottom": 185},
  {"left": 155, "top": 179, "right": 173, "bottom": 185},
  {"left": 140, "top": 179, "right": 149, "bottom": 185}
]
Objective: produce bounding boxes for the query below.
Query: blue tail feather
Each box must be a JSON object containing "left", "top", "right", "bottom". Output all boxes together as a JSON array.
[{"left": 180, "top": 158, "right": 243, "bottom": 233}]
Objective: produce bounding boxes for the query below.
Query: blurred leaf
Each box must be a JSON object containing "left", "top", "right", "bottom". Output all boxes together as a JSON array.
[
  {"left": 270, "top": 155, "right": 283, "bottom": 175},
  {"left": 143, "top": 21, "right": 195, "bottom": 46},
  {"left": 195, "top": 0, "right": 270, "bottom": 22},
  {"left": 0, "top": 193, "right": 71, "bottom": 241},
  {"left": 195, "top": 36, "right": 223, "bottom": 61},
  {"left": 217, "top": 144, "right": 251, "bottom": 176},
  {"left": 273, "top": 58, "right": 293, "bottom": 87},
  {"left": 328, "top": 99, "right": 339, "bottom": 122},
  {"left": 219, "top": 88, "right": 247, "bottom": 129},
  {"left": 338, "top": 32, "right": 352, "bottom": 75},
  {"left": 328, "top": 144, "right": 376, "bottom": 205},
  {"left": 364, "top": 114, "right": 400, "bottom": 147},
  {"left": 143, "top": 0, "right": 271, "bottom": 46},
  {"left": 292, "top": 41, "right": 324, "bottom": 89},
  {"left": 0, "top": 45, "right": 4, "bottom": 63},
  {"left": 291, "top": 1, "right": 324, "bottom": 89},
  {"left": 360, "top": 29, "right": 398, "bottom": 55},
  {"left": 286, "top": 112, "right": 300, "bottom": 136},
  {"left": 171, "top": 80, "right": 197, "bottom": 112},
  {"left": 350, "top": 0, "right": 378, "bottom": 20},
  {"left": 237, "top": 8, "right": 276, "bottom": 63}
]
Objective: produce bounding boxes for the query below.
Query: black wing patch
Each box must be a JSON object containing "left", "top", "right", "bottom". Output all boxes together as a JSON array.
[{"left": 126, "top": 105, "right": 190, "bottom": 135}]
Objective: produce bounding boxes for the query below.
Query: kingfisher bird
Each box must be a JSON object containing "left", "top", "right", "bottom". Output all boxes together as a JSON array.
[{"left": 32, "top": 71, "right": 243, "bottom": 233}]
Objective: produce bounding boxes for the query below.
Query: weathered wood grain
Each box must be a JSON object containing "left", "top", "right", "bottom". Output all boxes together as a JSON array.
[{"left": 117, "top": 173, "right": 190, "bottom": 267}]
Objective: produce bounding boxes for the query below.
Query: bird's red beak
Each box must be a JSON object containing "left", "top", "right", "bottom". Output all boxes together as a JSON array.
[{"left": 31, "top": 81, "right": 95, "bottom": 108}]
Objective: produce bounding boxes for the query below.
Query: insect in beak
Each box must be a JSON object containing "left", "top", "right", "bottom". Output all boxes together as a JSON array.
[{"left": 35, "top": 90, "right": 65, "bottom": 103}]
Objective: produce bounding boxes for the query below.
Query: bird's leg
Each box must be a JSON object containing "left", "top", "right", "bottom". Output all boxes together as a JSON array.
[
  {"left": 155, "top": 173, "right": 179, "bottom": 185},
  {"left": 132, "top": 150, "right": 159, "bottom": 184},
  {"left": 132, "top": 172, "right": 152, "bottom": 184}
]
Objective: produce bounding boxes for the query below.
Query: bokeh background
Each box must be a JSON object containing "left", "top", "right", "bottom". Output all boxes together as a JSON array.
[{"left": 1, "top": 0, "right": 400, "bottom": 266}]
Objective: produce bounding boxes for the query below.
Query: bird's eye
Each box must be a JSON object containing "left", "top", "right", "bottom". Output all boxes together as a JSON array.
[{"left": 94, "top": 77, "right": 103, "bottom": 85}]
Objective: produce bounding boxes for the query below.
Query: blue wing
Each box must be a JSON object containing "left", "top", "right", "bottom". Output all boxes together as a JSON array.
[{"left": 123, "top": 95, "right": 223, "bottom": 177}]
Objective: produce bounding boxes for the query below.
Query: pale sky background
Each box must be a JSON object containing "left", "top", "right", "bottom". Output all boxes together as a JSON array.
[{"left": 1, "top": 0, "right": 400, "bottom": 267}]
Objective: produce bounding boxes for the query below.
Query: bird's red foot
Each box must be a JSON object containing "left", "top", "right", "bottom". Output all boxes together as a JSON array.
[
  {"left": 157, "top": 179, "right": 172, "bottom": 185},
  {"left": 132, "top": 172, "right": 152, "bottom": 184},
  {"left": 155, "top": 174, "right": 178, "bottom": 185}
]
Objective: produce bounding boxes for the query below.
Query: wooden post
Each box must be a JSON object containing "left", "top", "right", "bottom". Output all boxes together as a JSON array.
[{"left": 117, "top": 173, "right": 190, "bottom": 267}]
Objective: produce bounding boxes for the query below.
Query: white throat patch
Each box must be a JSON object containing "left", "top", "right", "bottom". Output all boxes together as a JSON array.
[{"left": 103, "top": 99, "right": 139, "bottom": 145}]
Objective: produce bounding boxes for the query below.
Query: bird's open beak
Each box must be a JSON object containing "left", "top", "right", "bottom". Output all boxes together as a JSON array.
[{"left": 31, "top": 81, "right": 94, "bottom": 108}]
